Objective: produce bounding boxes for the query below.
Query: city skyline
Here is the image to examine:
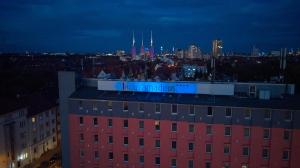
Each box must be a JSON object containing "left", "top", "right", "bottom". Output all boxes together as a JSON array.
[{"left": 0, "top": 0, "right": 300, "bottom": 53}]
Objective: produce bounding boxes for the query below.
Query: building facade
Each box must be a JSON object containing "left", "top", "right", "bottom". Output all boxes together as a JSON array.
[{"left": 59, "top": 71, "right": 300, "bottom": 168}]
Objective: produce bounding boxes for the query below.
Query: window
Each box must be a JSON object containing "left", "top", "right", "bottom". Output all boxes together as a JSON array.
[
  {"left": 225, "top": 108, "right": 232, "bottom": 117},
  {"left": 80, "top": 133, "right": 84, "bottom": 142},
  {"left": 79, "top": 117, "right": 83, "bottom": 125},
  {"left": 32, "top": 117, "right": 36, "bottom": 123},
  {"left": 244, "top": 109, "right": 251, "bottom": 119},
  {"left": 155, "top": 104, "right": 161, "bottom": 113},
  {"left": 205, "top": 162, "right": 211, "bottom": 168},
  {"left": 124, "top": 154, "right": 128, "bottom": 162},
  {"left": 189, "top": 124, "right": 195, "bottom": 133},
  {"left": 188, "top": 160, "right": 194, "bottom": 168},
  {"left": 79, "top": 101, "right": 83, "bottom": 109},
  {"left": 123, "top": 101, "right": 128, "bottom": 111},
  {"left": 94, "top": 151, "right": 99, "bottom": 159},
  {"left": 108, "top": 152, "right": 113, "bottom": 160},
  {"left": 139, "top": 155, "right": 144, "bottom": 164},
  {"left": 123, "top": 120, "right": 128, "bottom": 128},
  {"left": 244, "top": 128, "right": 250, "bottom": 138},
  {"left": 94, "top": 134, "right": 98, "bottom": 143},
  {"left": 155, "top": 157, "right": 160, "bottom": 165},
  {"left": 107, "top": 101, "right": 112, "bottom": 111},
  {"left": 80, "top": 149, "right": 84, "bottom": 158},
  {"left": 206, "top": 125, "right": 212, "bottom": 135},
  {"left": 139, "top": 103, "right": 144, "bottom": 112},
  {"left": 171, "top": 104, "right": 177, "bottom": 114},
  {"left": 188, "top": 143, "right": 194, "bottom": 151},
  {"left": 93, "top": 118, "right": 98, "bottom": 126},
  {"left": 108, "top": 119, "right": 112, "bottom": 127},
  {"left": 92, "top": 103, "right": 98, "bottom": 111},
  {"left": 263, "top": 129, "right": 270, "bottom": 139},
  {"left": 124, "top": 137, "right": 128, "bottom": 145},
  {"left": 171, "top": 158, "right": 177, "bottom": 167},
  {"left": 172, "top": 123, "right": 177, "bottom": 132},
  {"left": 207, "top": 107, "right": 213, "bottom": 116},
  {"left": 206, "top": 143, "right": 212, "bottom": 153},
  {"left": 242, "top": 147, "right": 249, "bottom": 156},
  {"left": 155, "top": 121, "right": 160, "bottom": 131},
  {"left": 108, "top": 136, "right": 113, "bottom": 144},
  {"left": 264, "top": 110, "right": 271, "bottom": 120},
  {"left": 189, "top": 105, "right": 195, "bottom": 115},
  {"left": 262, "top": 148, "right": 269, "bottom": 159},
  {"left": 172, "top": 141, "right": 177, "bottom": 150},
  {"left": 249, "top": 85, "right": 256, "bottom": 97},
  {"left": 155, "top": 140, "right": 160, "bottom": 148},
  {"left": 282, "top": 150, "right": 289, "bottom": 160},
  {"left": 283, "top": 130, "right": 291, "bottom": 140},
  {"left": 139, "top": 121, "right": 144, "bottom": 129},
  {"left": 139, "top": 138, "right": 144, "bottom": 147},
  {"left": 224, "top": 144, "right": 230, "bottom": 154},
  {"left": 284, "top": 111, "right": 292, "bottom": 121},
  {"left": 224, "top": 126, "right": 231, "bottom": 136}
]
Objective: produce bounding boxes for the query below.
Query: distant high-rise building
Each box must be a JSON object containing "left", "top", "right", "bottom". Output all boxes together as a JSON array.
[
  {"left": 187, "top": 45, "right": 201, "bottom": 59},
  {"left": 212, "top": 39, "right": 223, "bottom": 57},
  {"left": 131, "top": 31, "right": 136, "bottom": 59},
  {"left": 149, "top": 30, "right": 154, "bottom": 60},
  {"left": 140, "top": 33, "right": 145, "bottom": 57},
  {"left": 251, "top": 46, "right": 260, "bottom": 57}
]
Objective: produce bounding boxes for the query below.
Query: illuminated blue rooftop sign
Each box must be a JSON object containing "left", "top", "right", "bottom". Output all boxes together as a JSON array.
[{"left": 98, "top": 80, "right": 235, "bottom": 96}]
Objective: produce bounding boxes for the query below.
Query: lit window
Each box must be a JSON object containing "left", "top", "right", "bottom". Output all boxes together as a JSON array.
[
  {"left": 155, "top": 121, "right": 160, "bottom": 131},
  {"left": 31, "top": 117, "right": 36, "bottom": 123}
]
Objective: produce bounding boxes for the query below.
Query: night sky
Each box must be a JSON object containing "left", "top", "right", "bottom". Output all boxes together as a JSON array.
[{"left": 0, "top": 0, "right": 299, "bottom": 53}]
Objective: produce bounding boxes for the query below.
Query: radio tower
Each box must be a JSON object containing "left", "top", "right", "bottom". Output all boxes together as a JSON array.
[{"left": 131, "top": 31, "right": 136, "bottom": 60}]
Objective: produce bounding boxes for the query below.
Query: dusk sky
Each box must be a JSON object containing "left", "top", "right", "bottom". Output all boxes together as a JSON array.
[{"left": 0, "top": 0, "right": 299, "bottom": 53}]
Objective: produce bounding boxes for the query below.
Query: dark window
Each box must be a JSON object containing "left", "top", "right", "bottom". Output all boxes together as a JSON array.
[
  {"left": 262, "top": 148, "right": 269, "bottom": 159},
  {"left": 207, "top": 107, "right": 213, "bottom": 116},
  {"left": 155, "top": 121, "right": 160, "bottom": 131},
  {"left": 80, "top": 150, "right": 84, "bottom": 158},
  {"left": 263, "top": 129, "right": 270, "bottom": 139},
  {"left": 225, "top": 127, "right": 231, "bottom": 136},
  {"left": 206, "top": 125, "right": 212, "bottom": 135},
  {"left": 124, "top": 137, "right": 128, "bottom": 145},
  {"left": 284, "top": 111, "right": 292, "bottom": 121},
  {"left": 108, "top": 119, "right": 113, "bottom": 127},
  {"left": 93, "top": 118, "right": 98, "bottom": 126},
  {"left": 244, "top": 109, "right": 251, "bottom": 119},
  {"left": 206, "top": 144, "right": 212, "bottom": 153},
  {"left": 108, "top": 136, "right": 113, "bottom": 144},
  {"left": 139, "top": 155, "right": 144, "bottom": 163},
  {"left": 80, "top": 133, "right": 84, "bottom": 141},
  {"left": 79, "top": 117, "right": 83, "bottom": 125},
  {"left": 139, "top": 121, "right": 144, "bottom": 129},
  {"left": 155, "top": 157, "right": 160, "bottom": 165},
  {"left": 284, "top": 130, "right": 290, "bottom": 140},
  {"left": 94, "top": 134, "right": 98, "bottom": 143},
  {"left": 139, "top": 138, "right": 144, "bottom": 147},
  {"left": 189, "top": 105, "right": 195, "bottom": 115},
  {"left": 188, "top": 143, "right": 194, "bottom": 151},
  {"left": 139, "top": 103, "right": 144, "bottom": 112},
  {"left": 205, "top": 162, "right": 211, "bottom": 168},
  {"left": 107, "top": 101, "right": 112, "bottom": 110},
  {"left": 171, "top": 104, "right": 177, "bottom": 114},
  {"left": 155, "top": 140, "right": 160, "bottom": 148},
  {"left": 264, "top": 110, "right": 271, "bottom": 120},
  {"left": 225, "top": 108, "right": 232, "bottom": 117},
  {"left": 242, "top": 147, "right": 249, "bottom": 156},
  {"left": 172, "top": 123, "right": 177, "bottom": 132},
  {"left": 189, "top": 124, "right": 195, "bottom": 133},
  {"left": 124, "top": 154, "right": 128, "bottom": 162},
  {"left": 282, "top": 150, "right": 289, "bottom": 160},
  {"left": 155, "top": 104, "right": 161, "bottom": 113},
  {"left": 123, "top": 101, "right": 128, "bottom": 111},
  {"left": 171, "top": 158, "right": 176, "bottom": 167},
  {"left": 94, "top": 151, "right": 99, "bottom": 159},
  {"left": 224, "top": 144, "right": 230, "bottom": 154},
  {"left": 108, "top": 152, "right": 113, "bottom": 160},
  {"left": 188, "top": 160, "right": 194, "bottom": 168},
  {"left": 123, "top": 120, "right": 128, "bottom": 128},
  {"left": 172, "top": 141, "right": 177, "bottom": 150},
  {"left": 244, "top": 128, "right": 250, "bottom": 138}
]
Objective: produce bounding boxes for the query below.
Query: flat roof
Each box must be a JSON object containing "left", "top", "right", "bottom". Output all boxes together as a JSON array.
[{"left": 70, "top": 87, "right": 300, "bottom": 110}]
